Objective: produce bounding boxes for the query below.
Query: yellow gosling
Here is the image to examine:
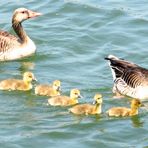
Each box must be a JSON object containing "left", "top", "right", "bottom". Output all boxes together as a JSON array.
[
  {"left": 47, "top": 88, "right": 82, "bottom": 106},
  {"left": 69, "top": 93, "right": 103, "bottom": 115},
  {"left": 0, "top": 72, "right": 36, "bottom": 91},
  {"left": 35, "top": 80, "right": 61, "bottom": 97},
  {"left": 107, "top": 99, "right": 143, "bottom": 117}
]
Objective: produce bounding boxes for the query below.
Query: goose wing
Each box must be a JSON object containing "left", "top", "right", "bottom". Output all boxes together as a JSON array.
[
  {"left": 105, "top": 55, "right": 140, "bottom": 80},
  {"left": 0, "top": 31, "right": 20, "bottom": 53},
  {"left": 121, "top": 68, "right": 148, "bottom": 88}
]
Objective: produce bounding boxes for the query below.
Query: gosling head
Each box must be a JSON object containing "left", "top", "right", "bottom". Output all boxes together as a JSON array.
[
  {"left": 131, "top": 99, "right": 143, "bottom": 109},
  {"left": 70, "top": 88, "right": 82, "bottom": 100},
  {"left": 12, "top": 8, "right": 42, "bottom": 23},
  {"left": 52, "top": 80, "right": 61, "bottom": 91},
  {"left": 93, "top": 93, "right": 103, "bottom": 105},
  {"left": 23, "top": 72, "right": 36, "bottom": 83}
]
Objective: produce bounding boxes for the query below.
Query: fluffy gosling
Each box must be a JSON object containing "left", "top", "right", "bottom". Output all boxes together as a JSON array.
[
  {"left": 0, "top": 72, "right": 36, "bottom": 91},
  {"left": 69, "top": 93, "right": 103, "bottom": 115},
  {"left": 107, "top": 99, "right": 143, "bottom": 117},
  {"left": 47, "top": 88, "right": 82, "bottom": 106},
  {"left": 35, "top": 80, "right": 61, "bottom": 97}
]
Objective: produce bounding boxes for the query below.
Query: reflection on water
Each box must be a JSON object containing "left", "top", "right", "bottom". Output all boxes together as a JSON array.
[
  {"left": 19, "top": 62, "right": 35, "bottom": 73},
  {"left": 130, "top": 116, "right": 144, "bottom": 128}
]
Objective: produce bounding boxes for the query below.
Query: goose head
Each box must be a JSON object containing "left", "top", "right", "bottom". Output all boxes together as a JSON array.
[
  {"left": 12, "top": 8, "right": 42, "bottom": 23},
  {"left": 23, "top": 72, "right": 36, "bottom": 83},
  {"left": 70, "top": 89, "right": 82, "bottom": 100},
  {"left": 52, "top": 80, "right": 61, "bottom": 91}
]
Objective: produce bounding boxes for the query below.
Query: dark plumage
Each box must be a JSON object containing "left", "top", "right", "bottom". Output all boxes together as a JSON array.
[{"left": 105, "top": 55, "right": 148, "bottom": 100}]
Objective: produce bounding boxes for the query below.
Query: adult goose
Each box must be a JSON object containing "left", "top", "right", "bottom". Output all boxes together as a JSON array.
[
  {"left": 105, "top": 55, "right": 148, "bottom": 100},
  {"left": 0, "top": 8, "right": 42, "bottom": 61}
]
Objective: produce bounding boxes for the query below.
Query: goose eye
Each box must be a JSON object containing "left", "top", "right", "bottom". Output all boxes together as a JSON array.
[{"left": 22, "top": 11, "right": 25, "bottom": 14}]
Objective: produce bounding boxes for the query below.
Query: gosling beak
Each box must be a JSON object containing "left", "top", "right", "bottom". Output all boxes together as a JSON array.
[
  {"left": 57, "top": 86, "right": 61, "bottom": 92},
  {"left": 28, "top": 10, "right": 42, "bottom": 19},
  {"left": 78, "top": 94, "right": 83, "bottom": 99},
  {"left": 93, "top": 100, "right": 97, "bottom": 105},
  {"left": 33, "top": 77, "right": 37, "bottom": 82},
  {"left": 140, "top": 103, "right": 145, "bottom": 107}
]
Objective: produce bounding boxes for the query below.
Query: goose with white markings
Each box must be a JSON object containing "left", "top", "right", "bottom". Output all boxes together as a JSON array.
[
  {"left": 0, "top": 8, "right": 42, "bottom": 61},
  {"left": 105, "top": 55, "right": 148, "bottom": 100}
]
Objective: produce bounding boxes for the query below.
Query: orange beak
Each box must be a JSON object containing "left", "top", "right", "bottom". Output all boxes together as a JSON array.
[{"left": 28, "top": 10, "right": 42, "bottom": 19}]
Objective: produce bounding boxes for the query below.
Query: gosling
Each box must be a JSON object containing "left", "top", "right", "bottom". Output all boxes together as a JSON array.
[
  {"left": 107, "top": 99, "right": 143, "bottom": 117},
  {"left": 35, "top": 80, "right": 61, "bottom": 97},
  {"left": 0, "top": 72, "right": 36, "bottom": 91},
  {"left": 69, "top": 93, "right": 103, "bottom": 115},
  {"left": 47, "top": 88, "right": 82, "bottom": 106}
]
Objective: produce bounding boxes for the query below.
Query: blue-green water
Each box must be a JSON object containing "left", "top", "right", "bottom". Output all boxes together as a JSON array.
[{"left": 0, "top": 1, "right": 148, "bottom": 148}]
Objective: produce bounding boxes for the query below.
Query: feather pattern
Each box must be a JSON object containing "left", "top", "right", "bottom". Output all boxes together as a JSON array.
[
  {"left": 0, "top": 8, "right": 41, "bottom": 61},
  {"left": 105, "top": 55, "right": 148, "bottom": 100}
]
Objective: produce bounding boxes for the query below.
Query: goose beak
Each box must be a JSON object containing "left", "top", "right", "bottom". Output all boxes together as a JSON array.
[{"left": 28, "top": 10, "right": 42, "bottom": 19}]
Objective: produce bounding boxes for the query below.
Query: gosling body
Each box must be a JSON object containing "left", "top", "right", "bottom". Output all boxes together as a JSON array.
[
  {"left": 107, "top": 99, "right": 142, "bottom": 117},
  {"left": 69, "top": 94, "right": 103, "bottom": 115},
  {"left": 48, "top": 89, "right": 82, "bottom": 106},
  {"left": 0, "top": 72, "right": 36, "bottom": 91},
  {"left": 35, "top": 80, "right": 61, "bottom": 97}
]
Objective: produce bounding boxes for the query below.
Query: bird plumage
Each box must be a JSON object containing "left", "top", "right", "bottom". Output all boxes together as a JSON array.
[
  {"left": 35, "top": 80, "right": 61, "bottom": 97},
  {"left": 47, "top": 89, "right": 82, "bottom": 107},
  {"left": 105, "top": 55, "right": 148, "bottom": 100},
  {"left": 69, "top": 94, "right": 103, "bottom": 115},
  {"left": 107, "top": 99, "right": 143, "bottom": 117},
  {"left": 0, "top": 8, "right": 42, "bottom": 61},
  {"left": 0, "top": 72, "right": 36, "bottom": 91}
]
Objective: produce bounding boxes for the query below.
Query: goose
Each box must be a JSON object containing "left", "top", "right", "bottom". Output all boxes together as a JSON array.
[
  {"left": 47, "top": 88, "right": 82, "bottom": 107},
  {"left": 69, "top": 93, "right": 103, "bottom": 115},
  {"left": 107, "top": 99, "right": 143, "bottom": 117},
  {"left": 105, "top": 55, "right": 148, "bottom": 100},
  {"left": 35, "top": 80, "right": 61, "bottom": 97},
  {"left": 0, "top": 8, "right": 42, "bottom": 61},
  {"left": 0, "top": 71, "right": 36, "bottom": 91}
]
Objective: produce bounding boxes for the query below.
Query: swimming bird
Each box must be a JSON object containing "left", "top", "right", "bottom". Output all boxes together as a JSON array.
[
  {"left": 0, "top": 8, "right": 42, "bottom": 61},
  {"left": 69, "top": 93, "right": 103, "bottom": 115},
  {"left": 107, "top": 99, "right": 143, "bottom": 117},
  {"left": 35, "top": 80, "right": 61, "bottom": 97},
  {"left": 0, "top": 72, "right": 36, "bottom": 91},
  {"left": 47, "top": 88, "right": 82, "bottom": 106},
  {"left": 105, "top": 55, "right": 148, "bottom": 100}
]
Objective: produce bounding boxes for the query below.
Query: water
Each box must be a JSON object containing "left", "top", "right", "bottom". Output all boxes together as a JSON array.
[{"left": 0, "top": 0, "right": 148, "bottom": 147}]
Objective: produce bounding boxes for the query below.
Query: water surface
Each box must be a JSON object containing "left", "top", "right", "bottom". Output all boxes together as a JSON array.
[{"left": 0, "top": 1, "right": 147, "bottom": 148}]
